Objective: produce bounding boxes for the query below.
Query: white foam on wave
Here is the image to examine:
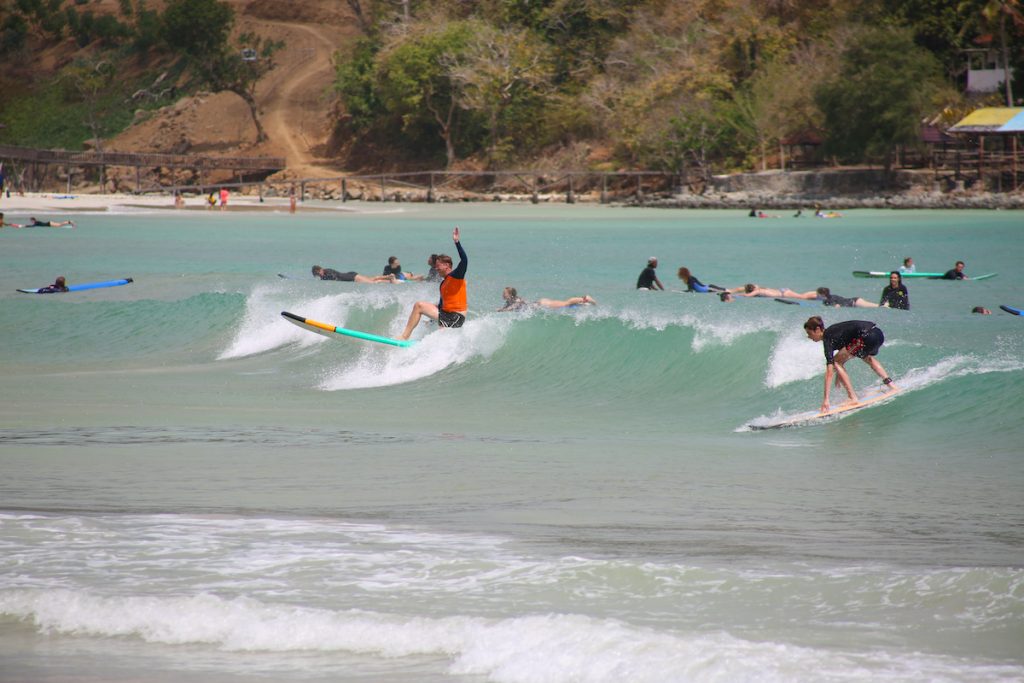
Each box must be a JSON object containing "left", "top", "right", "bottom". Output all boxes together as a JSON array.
[
  {"left": 2, "top": 588, "right": 1018, "bottom": 683},
  {"left": 217, "top": 284, "right": 413, "bottom": 360},
  {"left": 764, "top": 327, "right": 822, "bottom": 388},
  {"left": 321, "top": 313, "right": 511, "bottom": 390}
]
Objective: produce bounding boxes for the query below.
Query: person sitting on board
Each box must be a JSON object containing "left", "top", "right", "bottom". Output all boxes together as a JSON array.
[
  {"left": 382, "top": 256, "right": 425, "bottom": 281},
  {"left": 398, "top": 227, "right": 466, "bottom": 340},
  {"left": 972, "top": 306, "right": 992, "bottom": 315},
  {"left": 803, "top": 315, "right": 897, "bottom": 413},
  {"left": 0, "top": 212, "right": 24, "bottom": 228},
  {"left": 37, "top": 276, "right": 69, "bottom": 293},
  {"left": 636, "top": 257, "right": 664, "bottom": 290},
  {"left": 27, "top": 216, "right": 74, "bottom": 228},
  {"left": 899, "top": 257, "right": 915, "bottom": 274},
  {"left": 677, "top": 267, "right": 724, "bottom": 293},
  {"left": 813, "top": 287, "right": 879, "bottom": 308},
  {"left": 879, "top": 272, "right": 910, "bottom": 310},
  {"left": 311, "top": 265, "right": 395, "bottom": 283},
  {"left": 941, "top": 261, "right": 969, "bottom": 280}
]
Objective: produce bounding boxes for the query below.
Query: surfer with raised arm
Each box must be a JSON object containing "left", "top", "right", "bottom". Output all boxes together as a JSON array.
[
  {"left": 803, "top": 316, "right": 897, "bottom": 413},
  {"left": 399, "top": 227, "right": 466, "bottom": 339}
]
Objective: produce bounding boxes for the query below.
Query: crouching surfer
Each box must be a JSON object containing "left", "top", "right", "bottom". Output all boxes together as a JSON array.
[
  {"left": 399, "top": 227, "right": 466, "bottom": 340},
  {"left": 803, "top": 316, "right": 897, "bottom": 413}
]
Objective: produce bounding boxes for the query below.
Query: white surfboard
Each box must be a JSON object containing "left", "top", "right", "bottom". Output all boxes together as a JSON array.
[{"left": 748, "top": 388, "right": 899, "bottom": 430}]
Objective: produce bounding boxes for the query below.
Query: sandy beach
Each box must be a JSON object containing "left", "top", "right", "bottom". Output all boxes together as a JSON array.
[{"left": 0, "top": 191, "right": 313, "bottom": 214}]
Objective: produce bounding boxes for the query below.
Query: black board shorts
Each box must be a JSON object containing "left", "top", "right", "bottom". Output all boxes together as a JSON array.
[
  {"left": 847, "top": 327, "right": 884, "bottom": 358},
  {"left": 437, "top": 311, "right": 465, "bottom": 328}
]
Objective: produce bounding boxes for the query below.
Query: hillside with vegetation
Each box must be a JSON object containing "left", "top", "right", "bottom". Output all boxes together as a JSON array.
[{"left": 1, "top": 0, "right": 1021, "bottom": 183}]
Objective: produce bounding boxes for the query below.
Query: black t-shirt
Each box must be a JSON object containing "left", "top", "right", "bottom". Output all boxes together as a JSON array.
[
  {"left": 880, "top": 284, "right": 909, "bottom": 310},
  {"left": 383, "top": 265, "right": 403, "bottom": 278},
  {"left": 822, "top": 320, "right": 876, "bottom": 364},
  {"left": 636, "top": 267, "right": 658, "bottom": 289}
]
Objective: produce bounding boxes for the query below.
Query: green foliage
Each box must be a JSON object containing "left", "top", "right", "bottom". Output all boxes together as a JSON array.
[
  {"left": 0, "top": 12, "right": 29, "bottom": 55},
  {"left": 817, "top": 26, "right": 945, "bottom": 167},
  {"left": 335, "top": 37, "right": 384, "bottom": 132},
  {"left": 160, "top": 0, "right": 233, "bottom": 58},
  {"left": 0, "top": 67, "right": 169, "bottom": 149}
]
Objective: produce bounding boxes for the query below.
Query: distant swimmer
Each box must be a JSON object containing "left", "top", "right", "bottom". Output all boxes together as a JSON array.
[
  {"left": 814, "top": 206, "right": 843, "bottom": 218},
  {"left": 383, "top": 256, "right": 425, "bottom": 281},
  {"left": 972, "top": 306, "right": 992, "bottom": 315},
  {"left": 636, "top": 257, "right": 664, "bottom": 290},
  {"left": 36, "top": 276, "right": 69, "bottom": 293},
  {"left": 26, "top": 216, "right": 75, "bottom": 228},
  {"left": 814, "top": 287, "right": 879, "bottom": 308},
  {"left": 719, "top": 292, "right": 735, "bottom": 302},
  {"left": 803, "top": 316, "right": 897, "bottom": 413},
  {"left": 677, "top": 267, "right": 724, "bottom": 293},
  {"left": 879, "top": 272, "right": 910, "bottom": 310},
  {"left": 311, "top": 265, "right": 395, "bottom": 283},
  {"left": 899, "top": 257, "right": 915, "bottom": 274},
  {"left": 757, "top": 211, "right": 779, "bottom": 218},
  {"left": 398, "top": 227, "right": 466, "bottom": 340},
  {"left": 941, "top": 260, "right": 968, "bottom": 280}
]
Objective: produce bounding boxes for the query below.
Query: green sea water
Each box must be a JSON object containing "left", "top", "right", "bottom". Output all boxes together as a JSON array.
[{"left": 1, "top": 203, "right": 1022, "bottom": 682}]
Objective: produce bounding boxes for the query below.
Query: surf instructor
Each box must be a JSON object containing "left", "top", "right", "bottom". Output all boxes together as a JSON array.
[
  {"left": 398, "top": 227, "right": 466, "bottom": 340},
  {"left": 803, "top": 316, "right": 897, "bottom": 413}
]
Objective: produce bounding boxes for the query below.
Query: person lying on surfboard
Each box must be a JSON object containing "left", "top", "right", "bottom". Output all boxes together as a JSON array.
[
  {"left": 727, "top": 284, "right": 806, "bottom": 298},
  {"left": 803, "top": 316, "right": 897, "bottom": 414},
  {"left": 36, "top": 276, "right": 69, "bottom": 293},
  {"left": 26, "top": 216, "right": 75, "bottom": 228},
  {"left": 398, "top": 227, "right": 467, "bottom": 340},
  {"left": 311, "top": 265, "right": 395, "bottom": 283},
  {"left": 782, "top": 287, "right": 880, "bottom": 308},
  {"left": 497, "top": 287, "right": 595, "bottom": 311},
  {"left": 677, "top": 267, "right": 724, "bottom": 293}
]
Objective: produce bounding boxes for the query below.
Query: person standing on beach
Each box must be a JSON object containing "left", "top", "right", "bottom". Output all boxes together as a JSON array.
[
  {"left": 219, "top": 187, "right": 229, "bottom": 211},
  {"left": 398, "top": 227, "right": 466, "bottom": 339},
  {"left": 803, "top": 316, "right": 897, "bottom": 413},
  {"left": 636, "top": 257, "right": 664, "bottom": 290},
  {"left": 289, "top": 186, "right": 297, "bottom": 214}
]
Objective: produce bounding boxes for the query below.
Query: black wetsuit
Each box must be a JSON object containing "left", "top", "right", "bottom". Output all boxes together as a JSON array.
[
  {"left": 383, "top": 265, "right": 404, "bottom": 279},
  {"left": 879, "top": 284, "right": 909, "bottom": 310},
  {"left": 819, "top": 293, "right": 857, "bottom": 308},
  {"left": 636, "top": 267, "right": 658, "bottom": 289},
  {"left": 37, "top": 283, "right": 69, "bottom": 293},
  {"left": 319, "top": 268, "right": 357, "bottom": 282},
  {"left": 822, "top": 320, "right": 883, "bottom": 364},
  {"left": 942, "top": 268, "right": 966, "bottom": 280}
]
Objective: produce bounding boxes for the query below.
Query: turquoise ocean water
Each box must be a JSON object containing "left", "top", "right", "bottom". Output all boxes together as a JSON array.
[{"left": 1, "top": 203, "right": 1022, "bottom": 682}]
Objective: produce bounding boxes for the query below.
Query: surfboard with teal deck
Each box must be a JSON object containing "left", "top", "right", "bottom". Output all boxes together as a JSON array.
[{"left": 281, "top": 311, "right": 415, "bottom": 347}]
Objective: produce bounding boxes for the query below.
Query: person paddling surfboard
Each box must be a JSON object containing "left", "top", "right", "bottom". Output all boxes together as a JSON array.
[{"left": 803, "top": 316, "right": 897, "bottom": 414}]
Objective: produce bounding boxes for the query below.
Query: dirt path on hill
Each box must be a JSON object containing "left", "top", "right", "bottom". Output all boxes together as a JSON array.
[{"left": 251, "top": 21, "right": 344, "bottom": 176}]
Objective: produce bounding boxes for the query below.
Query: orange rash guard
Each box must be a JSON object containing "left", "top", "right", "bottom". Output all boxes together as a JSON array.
[{"left": 438, "top": 240, "right": 467, "bottom": 312}]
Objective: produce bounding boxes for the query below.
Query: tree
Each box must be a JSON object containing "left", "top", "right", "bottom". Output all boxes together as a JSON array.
[
  {"left": 969, "top": 0, "right": 1024, "bottom": 105},
  {"left": 375, "top": 20, "right": 476, "bottom": 166},
  {"left": 817, "top": 26, "right": 945, "bottom": 172},
  {"left": 61, "top": 57, "right": 116, "bottom": 151},
  {"left": 161, "top": 0, "right": 282, "bottom": 142},
  {"left": 447, "top": 23, "right": 554, "bottom": 164}
]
